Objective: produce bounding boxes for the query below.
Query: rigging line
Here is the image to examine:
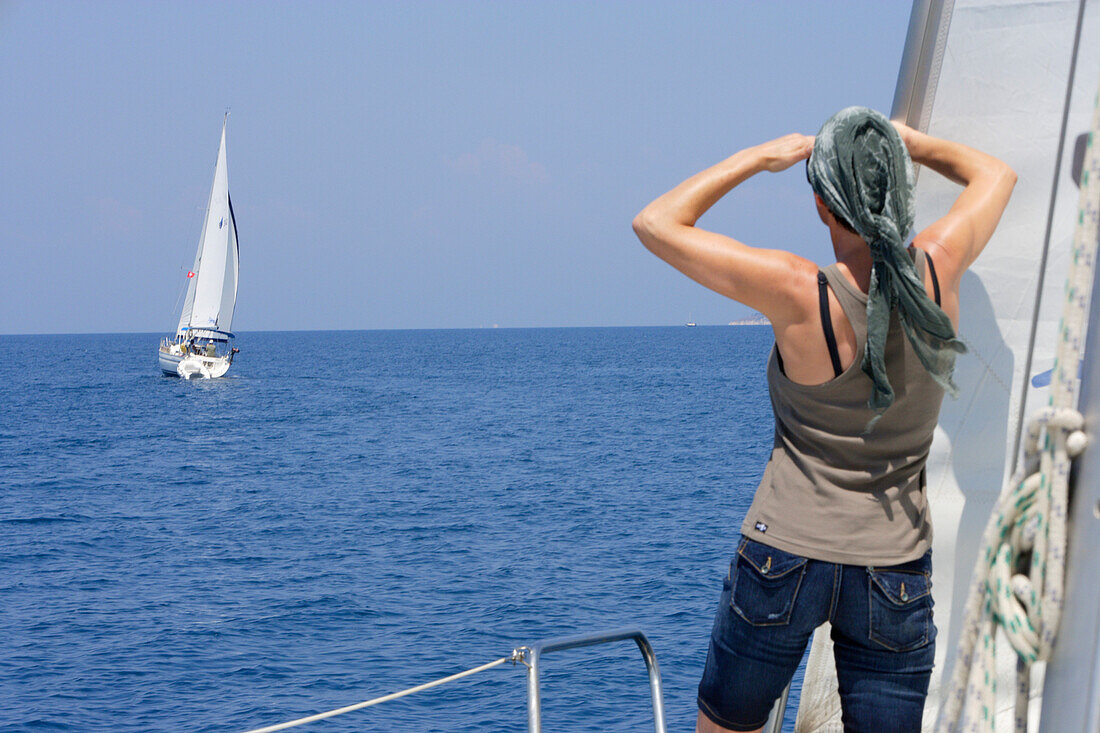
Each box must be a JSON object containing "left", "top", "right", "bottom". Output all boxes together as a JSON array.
[
  {"left": 169, "top": 198, "right": 208, "bottom": 330},
  {"left": 1010, "top": 0, "right": 1088, "bottom": 475},
  {"left": 168, "top": 271, "right": 187, "bottom": 328},
  {"left": 238, "top": 656, "right": 513, "bottom": 733}
]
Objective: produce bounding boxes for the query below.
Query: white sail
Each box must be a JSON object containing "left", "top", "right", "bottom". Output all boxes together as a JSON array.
[
  {"left": 219, "top": 197, "right": 239, "bottom": 332},
  {"left": 177, "top": 117, "right": 238, "bottom": 336},
  {"left": 794, "top": 1, "right": 1100, "bottom": 731}
]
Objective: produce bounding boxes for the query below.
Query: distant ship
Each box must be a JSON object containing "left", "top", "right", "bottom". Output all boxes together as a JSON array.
[{"left": 158, "top": 115, "right": 240, "bottom": 379}]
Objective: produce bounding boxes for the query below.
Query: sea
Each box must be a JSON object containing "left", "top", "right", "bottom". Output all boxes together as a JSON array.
[{"left": 1, "top": 326, "right": 809, "bottom": 733}]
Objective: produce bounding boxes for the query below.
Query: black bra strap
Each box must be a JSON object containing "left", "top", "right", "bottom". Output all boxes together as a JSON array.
[
  {"left": 775, "top": 271, "right": 844, "bottom": 379},
  {"left": 818, "top": 271, "right": 843, "bottom": 378},
  {"left": 925, "top": 252, "right": 942, "bottom": 306},
  {"left": 909, "top": 244, "right": 942, "bottom": 307}
]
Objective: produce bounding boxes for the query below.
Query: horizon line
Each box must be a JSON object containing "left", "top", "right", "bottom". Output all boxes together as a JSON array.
[{"left": 1, "top": 321, "right": 771, "bottom": 338}]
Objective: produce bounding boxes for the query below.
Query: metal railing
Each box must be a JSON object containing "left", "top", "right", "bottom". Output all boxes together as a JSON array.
[
  {"left": 764, "top": 681, "right": 792, "bottom": 733},
  {"left": 239, "top": 627, "right": 800, "bottom": 733},
  {"left": 512, "top": 628, "right": 667, "bottom": 733}
]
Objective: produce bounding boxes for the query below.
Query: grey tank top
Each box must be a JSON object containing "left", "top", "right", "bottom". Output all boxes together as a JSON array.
[{"left": 741, "top": 251, "right": 945, "bottom": 565}]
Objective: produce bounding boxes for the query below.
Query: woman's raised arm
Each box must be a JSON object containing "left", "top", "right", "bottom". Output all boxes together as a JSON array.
[
  {"left": 631, "top": 135, "right": 816, "bottom": 323},
  {"left": 893, "top": 122, "right": 1016, "bottom": 284}
]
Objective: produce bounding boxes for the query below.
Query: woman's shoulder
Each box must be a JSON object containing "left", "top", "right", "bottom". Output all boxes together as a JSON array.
[{"left": 758, "top": 252, "right": 829, "bottom": 329}]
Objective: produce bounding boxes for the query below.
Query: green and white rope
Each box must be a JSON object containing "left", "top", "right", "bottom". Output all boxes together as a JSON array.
[{"left": 936, "top": 81, "right": 1100, "bottom": 733}]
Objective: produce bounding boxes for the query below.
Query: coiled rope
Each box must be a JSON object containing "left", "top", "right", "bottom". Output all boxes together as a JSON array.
[
  {"left": 936, "top": 81, "right": 1100, "bottom": 733},
  {"left": 239, "top": 654, "right": 518, "bottom": 733}
]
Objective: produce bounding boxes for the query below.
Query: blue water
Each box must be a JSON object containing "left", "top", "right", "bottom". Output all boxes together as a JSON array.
[{"left": 2, "top": 326, "right": 805, "bottom": 732}]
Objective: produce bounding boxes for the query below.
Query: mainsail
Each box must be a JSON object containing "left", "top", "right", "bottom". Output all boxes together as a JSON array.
[
  {"left": 795, "top": 1, "right": 1100, "bottom": 730},
  {"left": 177, "top": 116, "right": 239, "bottom": 337}
]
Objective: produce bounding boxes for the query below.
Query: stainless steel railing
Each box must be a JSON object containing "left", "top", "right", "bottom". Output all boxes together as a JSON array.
[
  {"left": 764, "top": 680, "right": 792, "bottom": 733},
  {"left": 512, "top": 628, "right": 667, "bottom": 733},
  {"left": 239, "top": 626, "right": 796, "bottom": 733}
]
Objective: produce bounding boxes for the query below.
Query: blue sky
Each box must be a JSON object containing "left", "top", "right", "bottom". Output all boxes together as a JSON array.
[{"left": 0, "top": 1, "right": 913, "bottom": 334}]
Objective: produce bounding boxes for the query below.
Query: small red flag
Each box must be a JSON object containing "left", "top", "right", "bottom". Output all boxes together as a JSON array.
[{"left": 187, "top": 271, "right": 195, "bottom": 278}]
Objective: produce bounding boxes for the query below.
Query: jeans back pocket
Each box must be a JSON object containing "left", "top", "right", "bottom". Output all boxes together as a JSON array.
[
  {"left": 867, "top": 566, "right": 934, "bottom": 651},
  {"left": 730, "top": 539, "right": 808, "bottom": 627}
]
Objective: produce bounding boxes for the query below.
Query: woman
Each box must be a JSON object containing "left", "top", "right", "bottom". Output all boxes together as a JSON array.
[{"left": 632, "top": 108, "right": 1015, "bottom": 733}]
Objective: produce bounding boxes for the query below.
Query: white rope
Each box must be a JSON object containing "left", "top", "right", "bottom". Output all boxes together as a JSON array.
[
  {"left": 239, "top": 656, "right": 512, "bottom": 733},
  {"left": 936, "top": 80, "right": 1100, "bottom": 733}
]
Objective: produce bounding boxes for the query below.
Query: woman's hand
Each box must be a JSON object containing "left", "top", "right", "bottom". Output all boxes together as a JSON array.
[{"left": 756, "top": 134, "right": 815, "bottom": 172}]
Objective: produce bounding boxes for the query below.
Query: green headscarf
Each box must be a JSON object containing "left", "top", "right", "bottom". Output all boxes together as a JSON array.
[{"left": 806, "top": 106, "right": 965, "bottom": 424}]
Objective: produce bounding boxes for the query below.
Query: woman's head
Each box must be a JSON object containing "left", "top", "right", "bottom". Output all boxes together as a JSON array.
[
  {"left": 813, "top": 193, "right": 858, "bottom": 234},
  {"left": 806, "top": 107, "right": 963, "bottom": 428},
  {"left": 806, "top": 107, "right": 915, "bottom": 258}
]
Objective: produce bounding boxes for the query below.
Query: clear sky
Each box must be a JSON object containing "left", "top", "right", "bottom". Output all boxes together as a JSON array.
[{"left": 0, "top": 1, "right": 913, "bottom": 335}]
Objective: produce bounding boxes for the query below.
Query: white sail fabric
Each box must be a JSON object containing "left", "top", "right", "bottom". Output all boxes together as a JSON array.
[
  {"left": 176, "top": 119, "right": 238, "bottom": 336},
  {"left": 795, "top": 1, "right": 1100, "bottom": 731},
  {"left": 218, "top": 198, "right": 239, "bottom": 332}
]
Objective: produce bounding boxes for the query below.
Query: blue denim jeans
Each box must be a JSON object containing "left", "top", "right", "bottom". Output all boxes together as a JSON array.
[{"left": 697, "top": 537, "right": 936, "bottom": 732}]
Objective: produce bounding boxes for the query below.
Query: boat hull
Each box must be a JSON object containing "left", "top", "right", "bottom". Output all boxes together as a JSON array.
[
  {"left": 158, "top": 348, "right": 232, "bottom": 379},
  {"left": 158, "top": 350, "right": 183, "bottom": 376}
]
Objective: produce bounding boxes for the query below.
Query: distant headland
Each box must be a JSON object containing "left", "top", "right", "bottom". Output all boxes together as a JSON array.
[{"left": 727, "top": 314, "right": 770, "bottom": 326}]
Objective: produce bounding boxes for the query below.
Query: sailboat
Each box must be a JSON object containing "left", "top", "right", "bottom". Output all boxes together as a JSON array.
[{"left": 158, "top": 115, "right": 240, "bottom": 379}]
